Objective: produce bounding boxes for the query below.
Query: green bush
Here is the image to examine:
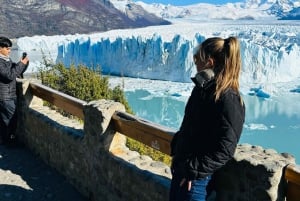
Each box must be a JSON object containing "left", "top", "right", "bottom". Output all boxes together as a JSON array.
[
  {"left": 127, "top": 138, "right": 171, "bottom": 166},
  {"left": 38, "top": 62, "right": 132, "bottom": 113},
  {"left": 38, "top": 59, "right": 170, "bottom": 166}
]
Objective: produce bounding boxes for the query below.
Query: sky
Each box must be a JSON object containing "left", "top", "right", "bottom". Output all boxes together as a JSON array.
[{"left": 136, "top": 0, "right": 243, "bottom": 6}]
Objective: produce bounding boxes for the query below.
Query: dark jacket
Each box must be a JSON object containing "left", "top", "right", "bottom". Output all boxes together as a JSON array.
[
  {"left": 171, "top": 72, "right": 245, "bottom": 180},
  {"left": 0, "top": 58, "right": 28, "bottom": 100}
]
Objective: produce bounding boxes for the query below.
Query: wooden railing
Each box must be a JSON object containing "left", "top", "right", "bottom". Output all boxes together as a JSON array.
[
  {"left": 27, "top": 81, "right": 299, "bottom": 200},
  {"left": 285, "top": 164, "right": 300, "bottom": 201},
  {"left": 112, "top": 111, "right": 174, "bottom": 155},
  {"left": 28, "top": 82, "right": 175, "bottom": 155},
  {"left": 29, "top": 82, "right": 87, "bottom": 119}
]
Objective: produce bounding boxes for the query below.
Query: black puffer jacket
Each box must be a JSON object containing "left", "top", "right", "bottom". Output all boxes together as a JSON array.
[
  {"left": 171, "top": 71, "right": 245, "bottom": 180},
  {"left": 0, "top": 58, "right": 28, "bottom": 100}
]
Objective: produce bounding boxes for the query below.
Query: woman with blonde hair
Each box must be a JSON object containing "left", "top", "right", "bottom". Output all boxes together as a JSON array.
[{"left": 169, "top": 37, "right": 245, "bottom": 201}]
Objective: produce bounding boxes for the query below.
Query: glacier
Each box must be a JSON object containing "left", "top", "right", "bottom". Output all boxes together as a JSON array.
[{"left": 13, "top": 20, "right": 300, "bottom": 92}]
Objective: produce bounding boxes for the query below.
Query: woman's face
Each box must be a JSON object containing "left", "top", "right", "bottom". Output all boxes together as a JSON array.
[
  {"left": 0, "top": 46, "right": 11, "bottom": 57},
  {"left": 194, "top": 56, "right": 214, "bottom": 72},
  {"left": 194, "top": 47, "right": 215, "bottom": 72},
  {"left": 194, "top": 59, "right": 206, "bottom": 72}
]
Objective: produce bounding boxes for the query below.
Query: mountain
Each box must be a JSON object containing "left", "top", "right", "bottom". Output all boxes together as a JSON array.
[
  {"left": 113, "top": 0, "right": 300, "bottom": 20},
  {"left": 281, "top": 7, "right": 300, "bottom": 19},
  {"left": 3, "top": 0, "right": 299, "bottom": 39},
  {"left": 110, "top": 0, "right": 171, "bottom": 25},
  {"left": 0, "top": 0, "right": 170, "bottom": 38}
]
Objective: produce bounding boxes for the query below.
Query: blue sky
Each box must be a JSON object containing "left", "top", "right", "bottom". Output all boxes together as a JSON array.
[{"left": 138, "top": 0, "right": 243, "bottom": 6}]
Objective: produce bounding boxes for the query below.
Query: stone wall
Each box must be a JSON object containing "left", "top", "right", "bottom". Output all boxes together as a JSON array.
[{"left": 16, "top": 80, "right": 295, "bottom": 201}]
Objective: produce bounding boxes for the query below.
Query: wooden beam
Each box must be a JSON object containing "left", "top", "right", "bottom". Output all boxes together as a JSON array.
[
  {"left": 285, "top": 164, "right": 300, "bottom": 201},
  {"left": 28, "top": 82, "right": 176, "bottom": 155},
  {"left": 286, "top": 164, "right": 300, "bottom": 185},
  {"left": 29, "top": 82, "right": 87, "bottom": 119},
  {"left": 112, "top": 111, "right": 175, "bottom": 155}
]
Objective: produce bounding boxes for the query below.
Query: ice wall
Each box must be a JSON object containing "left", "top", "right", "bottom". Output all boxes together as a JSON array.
[
  {"left": 241, "top": 39, "right": 300, "bottom": 84},
  {"left": 55, "top": 34, "right": 199, "bottom": 82},
  {"left": 14, "top": 22, "right": 300, "bottom": 85},
  {"left": 55, "top": 33, "right": 300, "bottom": 84}
]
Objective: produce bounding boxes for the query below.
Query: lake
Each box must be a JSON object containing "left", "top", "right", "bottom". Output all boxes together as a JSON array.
[{"left": 120, "top": 79, "right": 300, "bottom": 164}]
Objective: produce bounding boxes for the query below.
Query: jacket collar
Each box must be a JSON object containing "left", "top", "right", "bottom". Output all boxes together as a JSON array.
[
  {"left": 191, "top": 69, "right": 215, "bottom": 88},
  {"left": 0, "top": 53, "right": 10, "bottom": 61}
]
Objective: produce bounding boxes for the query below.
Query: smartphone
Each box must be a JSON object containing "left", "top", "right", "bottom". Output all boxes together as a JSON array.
[{"left": 22, "top": 52, "right": 27, "bottom": 59}]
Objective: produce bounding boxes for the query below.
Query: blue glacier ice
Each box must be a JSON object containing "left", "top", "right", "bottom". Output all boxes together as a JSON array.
[{"left": 13, "top": 21, "right": 300, "bottom": 90}]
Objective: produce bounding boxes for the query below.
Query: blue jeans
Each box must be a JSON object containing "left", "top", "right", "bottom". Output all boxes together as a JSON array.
[{"left": 169, "top": 173, "right": 211, "bottom": 201}]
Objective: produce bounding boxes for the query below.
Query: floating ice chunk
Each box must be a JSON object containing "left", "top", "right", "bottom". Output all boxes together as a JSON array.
[
  {"left": 245, "top": 123, "right": 269, "bottom": 130},
  {"left": 290, "top": 86, "right": 300, "bottom": 93},
  {"left": 249, "top": 87, "right": 271, "bottom": 98},
  {"left": 171, "top": 93, "right": 181, "bottom": 97}
]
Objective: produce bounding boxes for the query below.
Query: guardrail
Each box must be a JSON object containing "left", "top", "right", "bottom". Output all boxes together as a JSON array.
[
  {"left": 28, "top": 81, "right": 299, "bottom": 201},
  {"left": 29, "top": 82, "right": 87, "bottom": 119},
  {"left": 28, "top": 82, "right": 175, "bottom": 155},
  {"left": 285, "top": 164, "right": 300, "bottom": 201}
]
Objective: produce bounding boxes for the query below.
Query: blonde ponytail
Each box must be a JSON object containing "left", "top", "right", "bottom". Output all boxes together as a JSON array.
[{"left": 194, "top": 37, "right": 242, "bottom": 102}]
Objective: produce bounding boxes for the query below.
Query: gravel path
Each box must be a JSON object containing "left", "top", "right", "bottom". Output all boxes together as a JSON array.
[{"left": 0, "top": 145, "right": 88, "bottom": 201}]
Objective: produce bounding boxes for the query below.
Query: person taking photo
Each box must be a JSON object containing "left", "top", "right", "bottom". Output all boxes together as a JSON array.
[{"left": 0, "top": 36, "right": 29, "bottom": 146}]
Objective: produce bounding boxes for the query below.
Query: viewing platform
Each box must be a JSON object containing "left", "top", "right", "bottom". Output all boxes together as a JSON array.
[
  {"left": 0, "top": 145, "right": 87, "bottom": 201},
  {"left": 0, "top": 79, "right": 299, "bottom": 201}
]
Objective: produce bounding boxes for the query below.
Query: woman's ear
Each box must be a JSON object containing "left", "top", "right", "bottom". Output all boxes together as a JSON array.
[{"left": 206, "top": 58, "right": 214, "bottom": 68}]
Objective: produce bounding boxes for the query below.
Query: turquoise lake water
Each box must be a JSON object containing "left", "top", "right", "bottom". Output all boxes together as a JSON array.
[{"left": 125, "top": 89, "right": 300, "bottom": 164}]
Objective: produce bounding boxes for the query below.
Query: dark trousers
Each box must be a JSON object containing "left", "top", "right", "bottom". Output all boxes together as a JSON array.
[{"left": 0, "top": 99, "right": 17, "bottom": 143}]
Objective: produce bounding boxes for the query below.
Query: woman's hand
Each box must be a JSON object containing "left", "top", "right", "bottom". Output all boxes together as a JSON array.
[{"left": 180, "top": 178, "right": 191, "bottom": 191}]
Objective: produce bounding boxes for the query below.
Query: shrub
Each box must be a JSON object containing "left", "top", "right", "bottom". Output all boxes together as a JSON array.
[
  {"left": 38, "top": 59, "right": 170, "bottom": 166},
  {"left": 38, "top": 62, "right": 132, "bottom": 113},
  {"left": 127, "top": 137, "right": 171, "bottom": 166}
]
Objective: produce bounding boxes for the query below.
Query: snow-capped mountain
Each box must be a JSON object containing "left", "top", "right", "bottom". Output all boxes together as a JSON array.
[
  {"left": 110, "top": 1, "right": 171, "bottom": 25},
  {"left": 265, "top": 0, "right": 295, "bottom": 16},
  {"left": 111, "top": 0, "right": 300, "bottom": 20},
  {"left": 282, "top": 7, "right": 300, "bottom": 19},
  {"left": 0, "top": 0, "right": 170, "bottom": 38}
]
